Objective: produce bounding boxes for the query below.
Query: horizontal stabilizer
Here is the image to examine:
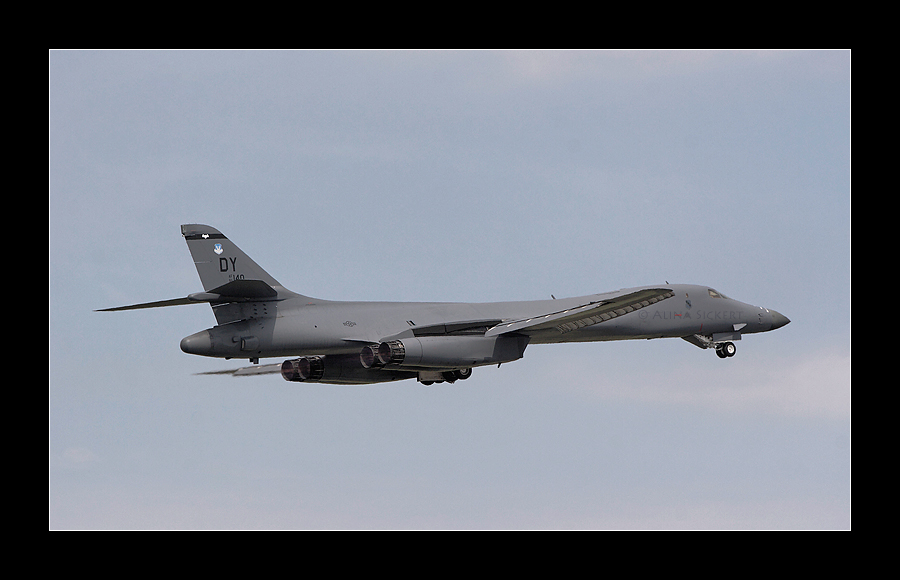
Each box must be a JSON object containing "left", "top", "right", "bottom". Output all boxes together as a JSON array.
[
  {"left": 206, "top": 279, "right": 278, "bottom": 300},
  {"left": 195, "top": 363, "right": 282, "bottom": 376},
  {"left": 97, "top": 279, "right": 280, "bottom": 312},
  {"left": 96, "top": 297, "right": 195, "bottom": 312}
]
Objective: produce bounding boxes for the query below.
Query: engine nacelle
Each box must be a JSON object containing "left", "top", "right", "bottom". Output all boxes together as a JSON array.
[
  {"left": 282, "top": 353, "right": 417, "bottom": 385},
  {"left": 359, "top": 340, "right": 407, "bottom": 368},
  {"left": 359, "top": 344, "right": 381, "bottom": 369},
  {"left": 281, "top": 356, "right": 325, "bottom": 382},
  {"left": 360, "top": 335, "right": 528, "bottom": 370}
]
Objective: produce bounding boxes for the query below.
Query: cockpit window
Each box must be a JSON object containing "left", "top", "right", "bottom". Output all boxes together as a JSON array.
[{"left": 708, "top": 288, "right": 729, "bottom": 299}]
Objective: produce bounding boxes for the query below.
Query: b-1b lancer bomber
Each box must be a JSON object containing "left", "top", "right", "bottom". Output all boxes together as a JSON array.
[{"left": 99, "top": 225, "right": 790, "bottom": 385}]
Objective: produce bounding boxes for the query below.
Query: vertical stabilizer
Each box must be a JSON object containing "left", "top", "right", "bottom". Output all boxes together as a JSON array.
[{"left": 181, "top": 224, "right": 282, "bottom": 291}]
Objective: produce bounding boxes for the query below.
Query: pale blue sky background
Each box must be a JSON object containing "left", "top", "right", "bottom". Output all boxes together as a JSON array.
[{"left": 50, "top": 50, "right": 850, "bottom": 529}]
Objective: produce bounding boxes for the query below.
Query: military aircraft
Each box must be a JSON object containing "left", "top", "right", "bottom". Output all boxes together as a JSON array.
[{"left": 99, "top": 224, "right": 790, "bottom": 385}]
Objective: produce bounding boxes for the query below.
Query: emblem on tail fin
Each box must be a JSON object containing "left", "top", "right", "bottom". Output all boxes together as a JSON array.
[{"left": 214, "top": 243, "right": 224, "bottom": 255}]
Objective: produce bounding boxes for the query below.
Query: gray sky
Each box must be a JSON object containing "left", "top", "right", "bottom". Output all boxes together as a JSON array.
[{"left": 50, "top": 50, "right": 850, "bottom": 529}]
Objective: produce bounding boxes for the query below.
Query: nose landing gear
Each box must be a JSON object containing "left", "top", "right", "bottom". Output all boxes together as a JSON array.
[{"left": 716, "top": 342, "right": 736, "bottom": 358}]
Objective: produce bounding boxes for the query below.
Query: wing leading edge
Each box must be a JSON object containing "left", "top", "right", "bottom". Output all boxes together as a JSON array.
[{"left": 484, "top": 288, "right": 675, "bottom": 337}]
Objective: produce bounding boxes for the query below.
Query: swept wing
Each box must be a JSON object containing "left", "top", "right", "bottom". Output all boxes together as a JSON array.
[{"left": 485, "top": 288, "right": 675, "bottom": 337}]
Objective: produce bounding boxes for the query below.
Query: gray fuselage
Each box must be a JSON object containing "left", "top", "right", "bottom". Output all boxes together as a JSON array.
[{"left": 180, "top": 283, "right": 787, "bottom": 362}]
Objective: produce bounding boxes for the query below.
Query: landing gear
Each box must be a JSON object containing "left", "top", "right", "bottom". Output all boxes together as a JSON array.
[
  {"left": 418, "top": 368, "right": 473, "bottom": 386},
  {"left": 716, "top": 342, "right": 736, "bottom": 358}
]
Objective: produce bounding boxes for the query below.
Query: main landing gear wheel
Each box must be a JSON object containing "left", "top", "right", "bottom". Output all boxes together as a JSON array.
[
  {"left": 419, "top": 368, "right": 473, "bottom": 386},
  {"left": 716, "top": 342, "right": 736, "bottom": 358},
  {"left": 440, "top": 369, "right": 473, "bottom": 383}
]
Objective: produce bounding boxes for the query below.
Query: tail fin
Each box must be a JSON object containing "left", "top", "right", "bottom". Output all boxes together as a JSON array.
[
  {"left": 181, "top": 224, "right": 282, "bottom": 292},
  {"left": 98, "top": 225, "right": 299, "bottom": 314}
]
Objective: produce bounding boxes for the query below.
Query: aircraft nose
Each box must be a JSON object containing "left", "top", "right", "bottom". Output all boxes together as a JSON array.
[
  {"left": 181, "top": 330, "right": 212, "bottom": 355},
  {"left": 769, "top": 310, "right": 790, "bottom": 330}
]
